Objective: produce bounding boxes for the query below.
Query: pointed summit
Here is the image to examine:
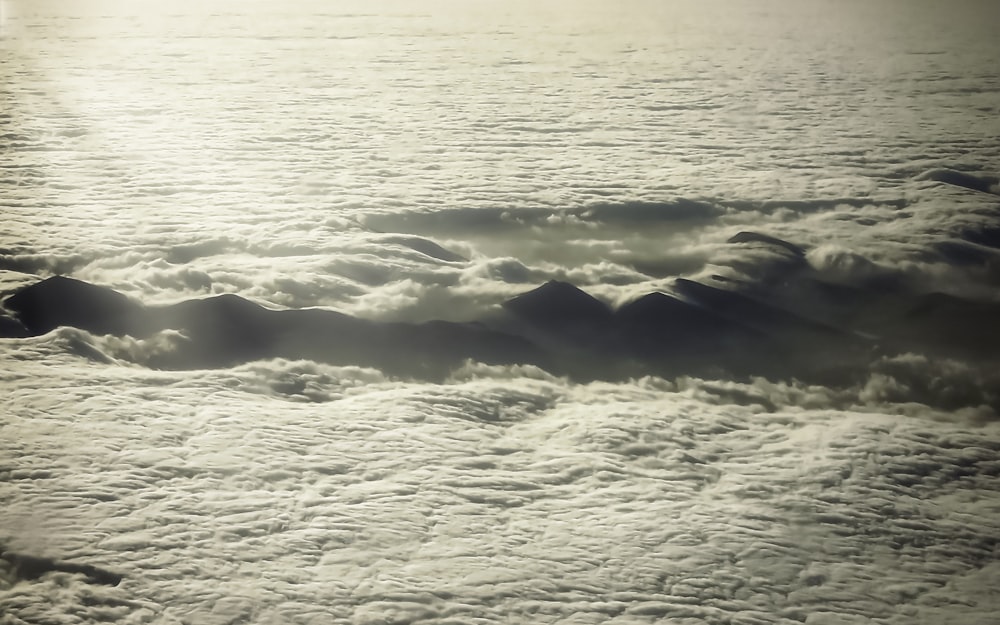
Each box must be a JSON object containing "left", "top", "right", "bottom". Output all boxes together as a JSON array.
[{"left": 502, "top": 281, "right": 613, "bottom": 329}]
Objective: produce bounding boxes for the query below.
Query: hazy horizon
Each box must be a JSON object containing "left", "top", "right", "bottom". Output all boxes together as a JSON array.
[{"left": 2, "top": 0, "right": 999, "bottom": 623}]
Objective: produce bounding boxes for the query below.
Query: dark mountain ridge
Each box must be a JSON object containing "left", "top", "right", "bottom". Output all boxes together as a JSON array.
[{"left": 3, "top": 275, "right": 997, "bottom": 385}]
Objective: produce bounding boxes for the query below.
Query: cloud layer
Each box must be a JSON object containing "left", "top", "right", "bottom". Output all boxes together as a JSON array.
[
  {"left": 2, "top": 0, "right": 1000, "bottom": 623},
  {"left": 2, "top": 353, "right": 999, "bottom": 623}
]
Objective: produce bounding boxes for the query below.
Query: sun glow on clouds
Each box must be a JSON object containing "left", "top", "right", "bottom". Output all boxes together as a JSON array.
[{"left": 2, "top": 0, "right": 1000, "bottom": 623}]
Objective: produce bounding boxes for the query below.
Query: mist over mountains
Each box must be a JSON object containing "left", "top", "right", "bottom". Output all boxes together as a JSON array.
[
  {"left": 5, "top": 229, "right": 999, "bottom": 412},
  {"left": 3, "top": 0, "right": 1000, "bottom": 623}
]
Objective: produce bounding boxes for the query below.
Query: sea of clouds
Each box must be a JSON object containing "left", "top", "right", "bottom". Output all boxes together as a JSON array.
[
  {"left": 3, "top": 352, "right": 1000, "bottom": 624},
  {"left": 2, "top": 0, "right": 1000, "bottom": 623}
]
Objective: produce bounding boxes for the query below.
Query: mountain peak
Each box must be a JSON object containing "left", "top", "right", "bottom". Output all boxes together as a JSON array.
[{"left": 502, "top": 281, "right": 613, "bottom": 328}]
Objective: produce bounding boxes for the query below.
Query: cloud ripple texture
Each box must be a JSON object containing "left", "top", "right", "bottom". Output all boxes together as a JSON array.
[{"left": 2, "top": 1, "right": 1000, "bottom": 624}]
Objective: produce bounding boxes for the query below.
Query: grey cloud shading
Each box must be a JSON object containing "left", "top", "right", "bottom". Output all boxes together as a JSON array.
[
  {"left": 0, "top": 251, "right": 87, "bottom": 276},
  {"left": 362, "top": 199, "right": 723, "bottom": 236},
  {"left": 163, "top": 237, "right": 237, "bottom": 264},
  {"left": 1, "top": 552, "right": 122, "bottom": 586}
]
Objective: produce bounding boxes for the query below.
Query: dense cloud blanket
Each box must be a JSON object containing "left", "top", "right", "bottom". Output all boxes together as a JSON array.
[
  {"left": 3, "top": 0, "right": 1000, "bottom": 623},
  {"left": 2, "top": 359, "right": 1000, "bottom": 624}
]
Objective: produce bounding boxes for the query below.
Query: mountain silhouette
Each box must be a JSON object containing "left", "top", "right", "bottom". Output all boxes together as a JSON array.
[
  {"left": 502, "top": 280, "right": 614, "bottom": 330},
  {"left": 4, "top": 274, "right": 995, "bottom": 385},
  {"left": 4, "top": 275, "right": 146, "bottom": 336},
  {"left": 3, "top": 277, "right": 547, "bottom": 379}
]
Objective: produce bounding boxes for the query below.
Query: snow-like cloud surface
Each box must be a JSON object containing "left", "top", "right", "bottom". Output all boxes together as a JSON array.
[
  {"left": 2, "top": 353, "right": 999, "bottom": 624},
  {"left": 2, "top": 0, "right": 1000, "bottom": 623}
]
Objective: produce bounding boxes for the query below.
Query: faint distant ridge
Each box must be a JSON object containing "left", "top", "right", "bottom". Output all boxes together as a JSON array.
[
  {"left": 3, "top": 274, "right": 999, "bottom": 389},
  {"left": 726, "top": 231, "right": 805, "bottom": 257},
  {"left": 917, "top": 168, "right": 1000, "bottom": 195}
]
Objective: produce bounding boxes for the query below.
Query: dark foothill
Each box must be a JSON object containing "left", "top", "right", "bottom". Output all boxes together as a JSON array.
[{"left": 1, "top": 551, "right": 123, "bottom": 586}]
